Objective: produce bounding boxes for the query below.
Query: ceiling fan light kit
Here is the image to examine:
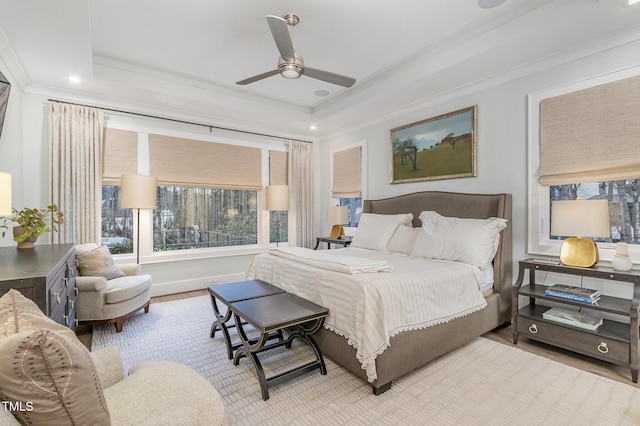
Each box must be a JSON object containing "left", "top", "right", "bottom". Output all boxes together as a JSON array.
[
  {"left": 278, "top": 54, "right": 303, "bottom": 79},
  {"left": 236, "top": 13, "right": 356, "bottom": 88}
]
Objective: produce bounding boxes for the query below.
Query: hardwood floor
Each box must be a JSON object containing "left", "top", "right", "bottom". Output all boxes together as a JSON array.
[{"left": 80, "top": 289, "right": 640, "bottom": 389}]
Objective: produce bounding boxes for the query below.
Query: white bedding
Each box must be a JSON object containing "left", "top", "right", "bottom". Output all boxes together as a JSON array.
[{"left": 245, "top": 247, "right": 488, "bottom": 382}]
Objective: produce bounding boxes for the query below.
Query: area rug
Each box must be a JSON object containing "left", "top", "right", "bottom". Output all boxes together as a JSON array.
[{"left": 92, "top": 296, "right": 640, "bottom": 425}]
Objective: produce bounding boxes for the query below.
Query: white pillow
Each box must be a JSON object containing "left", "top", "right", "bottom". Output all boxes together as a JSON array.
[
  {"left": 411, "top": 211, "right": 507, "bottom": 269},
  {"left": 350, "top": 213, "right": 414, "bottom": 251},
  {"left": 387, "top": 226, "right": 420, "bottom": 255}
]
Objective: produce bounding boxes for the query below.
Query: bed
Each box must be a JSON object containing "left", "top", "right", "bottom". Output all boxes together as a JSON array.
[{"left": 246, "top": 190, "right": 512, "bottom": 394}]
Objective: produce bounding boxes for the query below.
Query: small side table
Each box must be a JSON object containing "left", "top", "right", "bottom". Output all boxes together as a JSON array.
[{"left": 314, "top": 236, "right": 352, "bottom": 250}]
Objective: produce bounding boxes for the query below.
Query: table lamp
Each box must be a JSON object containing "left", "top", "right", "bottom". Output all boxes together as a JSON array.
[
  {"left": 550, "top": 199, "right": 610, "bottom": 267},
  {"left": 120, "top": 174, "right": 157, "bottom": 264},
  {"left": 327, "top": 205, "right": 348, "bottom": 239},
  {"left": 0, "top": 172, "right": 11, "bottom": 217},
  {"left": 266, "top": 185, "right": 289, "bottom": 246}
]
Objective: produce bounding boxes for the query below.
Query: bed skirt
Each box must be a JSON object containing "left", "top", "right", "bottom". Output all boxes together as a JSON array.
[{"left": 312, "top": 293, "right": 503, "bottom": 393}]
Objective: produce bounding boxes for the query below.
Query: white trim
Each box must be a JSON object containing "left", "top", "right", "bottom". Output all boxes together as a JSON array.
[
  {"left": 329, "top": 140, "right": 367, "bottom": 234},
  {"left": 149, "top": 272, "right": 246, "bottom": 297},
  {"left": 104, "top": 117, "right": 281, "bottom": 262},
  {"left": 329, "top": 140, "right": 368, "bottom": 202},
  {"left": 527, "top": 65, "right": 640, "bottom": 265}
]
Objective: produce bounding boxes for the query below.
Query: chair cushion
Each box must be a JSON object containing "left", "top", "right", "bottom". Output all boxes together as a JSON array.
[
  {"left": 76, "top": 245, "right": 125, "bottom": 280},
  {"left": 0, "top": 290, "right": 111, "bottom": 425},
  {"left": 105, "top": 274, "right": 152, "bottom": 304},
  {"left": 102, "top": 360, "right": 228, "bottom": 426}
]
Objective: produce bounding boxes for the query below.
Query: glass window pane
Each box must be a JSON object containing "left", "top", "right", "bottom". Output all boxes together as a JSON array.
[
  {"left": 269, "top": 210, "right": 288, "bottom": 244},
  {"left": 101, "top": 185, "right": 133, "bottom": 254},
  {"left": 153, "top": 187, "right": 257, "bottom": 251},
  {"left": 550, "top": 180, "right": 640, "bottom": 244},
  {"left": 340, "top": 197, "right": 362, "bottom": 227}
]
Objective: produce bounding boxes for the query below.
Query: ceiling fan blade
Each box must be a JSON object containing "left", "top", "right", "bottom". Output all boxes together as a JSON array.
[
  {"left": 303, "top": 67, "right": 356, "bottom": 88},
  {"left": 266, "top": 15, "right": 295, "bottom": 62},
  {"left": 236, "top": 69, "right": 279, "bottom": 85}
]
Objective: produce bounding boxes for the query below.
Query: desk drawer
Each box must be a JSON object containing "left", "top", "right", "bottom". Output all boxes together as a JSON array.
[{"left": 517, "top": 315, "right": 629, "bottom": 365}]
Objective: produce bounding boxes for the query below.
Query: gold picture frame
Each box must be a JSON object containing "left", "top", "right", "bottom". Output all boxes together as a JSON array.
[{"left": 390, "top": 106, "right": 477, "bottom": 184}]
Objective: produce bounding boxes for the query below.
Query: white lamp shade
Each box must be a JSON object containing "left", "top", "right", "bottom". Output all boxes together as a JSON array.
[
  {"left": 551, "top": 199, "right": 610, "bottom": 238},
  {"left": 120, "top": 174, "right": 157, "bottom": 209},
  {"left": 0, "top": 172, "right": 11, "bottom": 217},
  {"left": 327, "top": 206, "right": 348, "bottom": 225},
  {"left": 266, "top": 185, "right": 289, "bottom": 211}
]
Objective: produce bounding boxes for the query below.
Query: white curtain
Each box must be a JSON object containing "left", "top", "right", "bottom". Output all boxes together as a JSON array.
[
  {"left": 288, "top": 140, "right": 314, "bottom": 248},
  {"left": 49, "top": 102, "right": 104, "bottom": 244}
]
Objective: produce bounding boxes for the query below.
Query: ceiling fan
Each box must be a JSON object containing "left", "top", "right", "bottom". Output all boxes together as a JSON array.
[{"left": 236, "top": 13, "right": 357, "bottom": 88}]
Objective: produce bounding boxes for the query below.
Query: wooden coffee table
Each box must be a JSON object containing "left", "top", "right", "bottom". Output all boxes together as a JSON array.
[
  {"left": 229, "top": 292, "right": 329, "bottom": 400},
  {"left": 208, "top": 280, "right": 286, "bottom": 359}
]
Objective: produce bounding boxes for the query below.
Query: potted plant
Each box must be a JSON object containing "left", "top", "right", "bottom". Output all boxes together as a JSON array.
[{"left": 0, "top": 205, "right": 64, "bottom": 249}]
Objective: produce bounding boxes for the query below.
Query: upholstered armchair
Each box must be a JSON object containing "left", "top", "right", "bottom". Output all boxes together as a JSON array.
[
  {"left": 75, "top": 243, "right": 152, "bottom": 332},
  {"left": 0, "top": 289, "right": 229, "bottom": 425}
]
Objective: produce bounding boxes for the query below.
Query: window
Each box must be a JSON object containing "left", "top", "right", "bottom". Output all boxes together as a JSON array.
[
  {"left": 528, "top": 67, "right": 640, "bottom": 259},
  {"left": 154, "top": 187, "right": 257, "bottom": 251},
  {"left": 550, "top": 182, "right": 639, "bottom": 244},
  {"left": 101, "top": 185, "right": 133, "bottom": 254},
  {"left": 101, "top": 125, "right": 284, "bottom": 257},
  {"left": 269, "top": 150, "right": 288, "bottom": 244},
  {"left": 331, "top": 142, "right": 366, "bottom": 227},
  {"left": 339, "top": 197, "right": 362, "bottom": 227}
]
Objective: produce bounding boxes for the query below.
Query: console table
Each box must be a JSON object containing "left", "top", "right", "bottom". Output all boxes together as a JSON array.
[
  {"left": 513, "top": 258, "right": 640, "bottom": 382},
  {"left": 0, "top": 244, "right": 77, "bottom": 331}
]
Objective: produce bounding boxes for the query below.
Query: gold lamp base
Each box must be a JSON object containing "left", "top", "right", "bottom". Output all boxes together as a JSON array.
[
  {"left": 330, "top": 225, "right": 345, "bottom": 239},
  {"left": 559, "top": 237, "right": 599, "bottom": 267}
]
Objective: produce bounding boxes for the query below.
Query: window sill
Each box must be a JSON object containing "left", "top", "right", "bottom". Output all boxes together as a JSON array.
[{"left": 112, "top": 244, "right": 281, "bottom": 265}]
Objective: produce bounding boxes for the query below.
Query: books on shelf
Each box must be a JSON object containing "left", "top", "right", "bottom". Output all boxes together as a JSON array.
[
  {"left": 542, "top": 307, "right": 604, "bottom": 331},
  {"left": 544, "top": 284, "right": 600, "bottom": 304}
]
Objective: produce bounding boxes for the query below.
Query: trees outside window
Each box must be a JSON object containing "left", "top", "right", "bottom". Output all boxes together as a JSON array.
[
  {"left": 101, "top": 185, "right": 258, "bottom": 253},
  {"left": 550, "top": 180, "right": 640, "bottom": 244}
]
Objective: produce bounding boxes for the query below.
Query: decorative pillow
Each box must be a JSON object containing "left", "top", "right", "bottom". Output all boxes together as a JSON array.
[
  {"left": 387, "top": 225, "right": 420, "bottom": 255},
  {"left": 350, "top": 213, "right": 413, "bottom": 251},
  {"left": 76, "top": 245, "right": 125, "bottom": 279},
  {"left": 0, "top": 328, "right": 111, "bottom": 425},
  {"left": 411, "top": 211, "right": 507, "bottom": 269},
  {"left": 0, "top": 289, "right": 75, "bottom": 341}
]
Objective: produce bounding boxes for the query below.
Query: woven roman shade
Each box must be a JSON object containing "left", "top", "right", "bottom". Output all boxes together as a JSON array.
[
  {"left": 539, "top": 74, "right": 640, "bottom": 186},
  {"left": 269, "top": 150, "right": 288, "bottom": 185},
  {"left": 149, "top": 134, "right": 262, "bottom": 190},
  {"left": 332, "top": 146, "right": 362, "bottom": 198},
  {"left": 102, "top": 128, "right": 137, "bottom": 184}
]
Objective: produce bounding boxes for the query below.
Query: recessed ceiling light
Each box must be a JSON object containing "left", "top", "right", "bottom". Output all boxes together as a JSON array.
[
  {"left": 314, "top": 90, "right": 330, "bottom": 97},
  {"left": 68, "top": 75, "right": 81, "bottom": 84},
  {"left": 478, "top": 0, "right": 507, "bottom": 9},
  {"left": 309, "top": 125, "right": 317, "bottom": 130}
]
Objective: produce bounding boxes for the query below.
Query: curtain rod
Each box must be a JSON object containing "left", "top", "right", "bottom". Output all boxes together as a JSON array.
[{"left": 47, "top": 98, "right": 312, "bottom": 144}]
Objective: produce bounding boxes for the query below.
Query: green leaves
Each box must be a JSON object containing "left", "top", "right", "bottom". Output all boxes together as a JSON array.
[{"left": 0, "top": 205, "right": 64, "bottom": 241}]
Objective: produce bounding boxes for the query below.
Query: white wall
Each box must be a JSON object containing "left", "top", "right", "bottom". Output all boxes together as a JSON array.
[
  {"left": 3, "top": 39, "right": 639, "bottom": 295},
  {"left": 0, "top": 59, "right": 24, "bottom": 242},
  {"left": 315, "top": 39, "right": 640, "bottom": 279}
]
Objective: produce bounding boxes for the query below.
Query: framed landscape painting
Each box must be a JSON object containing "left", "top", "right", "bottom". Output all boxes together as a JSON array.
[{"left": 390, "top": 106, "right": 477, "bottom": 184}]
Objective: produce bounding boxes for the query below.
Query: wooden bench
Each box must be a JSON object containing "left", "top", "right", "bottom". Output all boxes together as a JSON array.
[
  {"left": 209, "top": 280, "right": 328, "bottom": 400},
  {"left": 208, "top": 279, "right": 285, "bottom": 359},
  {"left": 229, "top": 292, "right": 328, "bottom": 400}
]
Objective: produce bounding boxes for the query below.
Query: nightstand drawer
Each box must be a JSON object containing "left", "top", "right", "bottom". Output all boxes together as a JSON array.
[{"left": 516, "top": 316, "right": 629, "bottom": 364}]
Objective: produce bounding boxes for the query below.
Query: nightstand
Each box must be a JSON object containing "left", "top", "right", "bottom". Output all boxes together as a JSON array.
[
  {"left": 314, "top": 236, "right": 352, "bottom": 250},
  {"left": 513, "top": 258, "right": 640, "bottom": 383}
]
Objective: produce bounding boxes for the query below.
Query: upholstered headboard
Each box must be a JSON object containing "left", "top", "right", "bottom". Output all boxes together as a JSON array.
[{"left": 363, "top": 191, "right": 513, "bottom": 324}]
